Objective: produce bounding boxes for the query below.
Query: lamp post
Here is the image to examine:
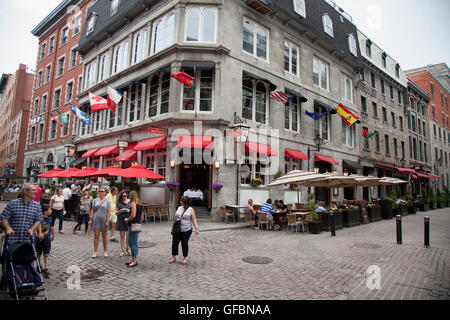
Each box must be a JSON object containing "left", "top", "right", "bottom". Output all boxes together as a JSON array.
[
  {"left": 64, "top": 144, "right": 76, "bottom": 170},
  {"left": 231, "top": 113, "right": 250, "bottom": 206},
  {"left": 307, "top": 134, "right": 324, "bottom": 172}
]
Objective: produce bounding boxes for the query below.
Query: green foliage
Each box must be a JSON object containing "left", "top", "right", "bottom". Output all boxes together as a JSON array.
[
  {"left": 428, "top": 187, "right": 436, "bottom": 203},
  {"left": 311, "top": 212, "right": 319, "bottom": 221},
  {"left": 308, "top": 193, "right": 315, "bottom": 202},
  {"left": 395, "top": 187, "right": 402, "bottom": 198},
  {"left": 274, "top": 168, "right": 284, "bottom": 180},
  {"left": 91, "top": 190, "right": 98, "bottom": 199},
  {"left": 309, "top": 202, "right": 317, "bottom": 212}
]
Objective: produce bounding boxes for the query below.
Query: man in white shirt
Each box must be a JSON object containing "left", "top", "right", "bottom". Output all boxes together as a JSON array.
[
  {"left": 70, "top": 180, "right": 81, "bottom": 222},
  {"left": 62, "top": 183, "right": 72, "bottom": 221}
]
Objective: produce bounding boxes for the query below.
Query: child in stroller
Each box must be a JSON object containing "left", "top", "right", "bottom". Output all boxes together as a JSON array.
[{"left": 1, "top": 239, "right": 48, "bottom": 300}]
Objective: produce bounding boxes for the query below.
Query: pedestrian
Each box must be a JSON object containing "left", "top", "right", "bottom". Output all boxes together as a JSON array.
[
  {"left": 36, "top": 204, "right": 54, "bottom": 279},
  {"left": 116, "top": 190, "right": 131, "bottom": 258},
  {"left": 261, "top": 199, "right": 275, "bottom": 230},
  {"left": 71, "top": 180, "right": 81, "bottom": 222},
  {"left": 106, "top": 186, "right": 118, "bottom": 243},
  {"left": 124, "top": 191, "right": 144, "bottom": 267},
  {"left": 245, "top": 199, "right": 258, "bottom": 229},
  {"left": 74, "top": 190, "right": 92, "bottom": 235},
  {"left": 0, "top": 181, "right": 5, "bottom": 201},
  {"left": 81, "top": 180, "right": 91, "bottom": 193},
  {"left": 169, "top": 196, "right": 199, "bottom": 266},
  {"left": 33, "top": 185, "right": 43, "bottom": 203},
  {"left": 88, "top": 188, "right": 111, "bottom": 258},
  {"left": 50, "top": 188, "right": 65, "bottom": 234},
  {"left": 0, "top": 184, "right": 43, "bottom": 247},
  {"left": 62, "top": 183, "right": 72, "bottom": 221}
]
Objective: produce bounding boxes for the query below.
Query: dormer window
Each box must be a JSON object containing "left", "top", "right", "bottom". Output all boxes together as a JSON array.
[
  {"left": 348, "top": 34, "right": 357, "bottom": 57},
  {"left": 86, "top": 13, "right": 97, "bottom": 35},
  {"left": 293, "top": 0, "right": 306, "bottom": 18},
  {"left": 366, "top": 39, "right": 372, "bottom": 57},
  {"left": 322, "top": 14, "right": 333, "bottom": 37},
  {"left": 395, "top": 64, "right": 400, "bottom": 78},
  {"left": 111, "top": 0, "right": 120, "bottom": 16},
  {"left": 382, "top": 52, "right": 387, "bottom": 68}
]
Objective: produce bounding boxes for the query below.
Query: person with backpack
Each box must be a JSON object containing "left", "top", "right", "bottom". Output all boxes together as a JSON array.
[{"left": 36, "top": 204, "right": 54, "bottom": 279}]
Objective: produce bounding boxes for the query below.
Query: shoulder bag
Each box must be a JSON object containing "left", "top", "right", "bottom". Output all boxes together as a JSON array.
[
  {"left": 171, "top": 207, "right": 188, "bottom": 235},
  {"left": 130, "top": 205, "right": 143, "bottom": 233}
]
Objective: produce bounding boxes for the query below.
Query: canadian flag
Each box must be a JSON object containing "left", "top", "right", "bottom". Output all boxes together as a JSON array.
[
  {"left": 89, "top": 92, "right": 108, "bottom": 113},
  {"left": 107, "top": 86, "right": 123, "bottom": 114}
]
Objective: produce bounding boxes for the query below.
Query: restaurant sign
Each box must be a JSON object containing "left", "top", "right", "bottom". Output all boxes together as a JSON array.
[{"left": 148, "top": 128, "right": 167, "bottom": 135}]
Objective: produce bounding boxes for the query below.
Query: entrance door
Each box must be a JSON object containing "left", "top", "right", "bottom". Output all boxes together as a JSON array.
[{"left": 179, "top": 162, "right": 211, "bottom": 209}]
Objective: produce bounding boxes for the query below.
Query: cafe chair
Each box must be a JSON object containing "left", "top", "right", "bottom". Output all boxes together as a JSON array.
[
  {"left": 287, "top": 214, "right": 307, "bottom": 233},
  {"left": 295, "top": 203, "right": 302, "bottom": 210},
  {"left": 145, "top": 206, "right": 157, "bottom": 224},
  {"left": 244, "top": 212, "right": 254, "bottom": 229},
  {"left": 220, "top": 206, "right": 234, "bottom": 224},
  {"left": 258, "top": 213, "right": 269, "bottom": 230},
  {"left": 287, "top": 204, "right": 293, "bottom": 211},
  {"left": 159, "top": 205, "right": 169, "bottom": 222}
]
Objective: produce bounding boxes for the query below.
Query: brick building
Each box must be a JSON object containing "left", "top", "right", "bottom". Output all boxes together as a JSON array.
[
  {"left": 24, "top": 0, "right": 94, "bottom": 179},
  {"left": 0, "top": 64, "right": 34, "bottom": 177},
  {"left": 406, "top": 64, "right": 450, "bottom": 189}
]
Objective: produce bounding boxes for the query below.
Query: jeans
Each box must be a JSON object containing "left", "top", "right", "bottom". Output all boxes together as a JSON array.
[
  {"left": 64, "top": 199, "right": 72, "bottom": 219},
  {"left": 51, "top": 209, "right": 64, "bottom": 231},
  {"left": 172, "top": 229, "right": 193, "bottom": 258},
  {"left": 128, "top": 230, "right": 139, "bottom": 259},
  {"left": 74, "top": 213, "right": 90, "bottom": 233}
]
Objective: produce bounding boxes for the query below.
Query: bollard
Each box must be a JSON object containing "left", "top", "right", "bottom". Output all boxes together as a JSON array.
[
  {"left": 396, "top": 215, "right": 402, "bottom": 244},
  {"left": 424, "top": 216, "right": 430, "bottom": 248},
  {"left": 330, "top": 212, "right": 336, "bottom": 236}
]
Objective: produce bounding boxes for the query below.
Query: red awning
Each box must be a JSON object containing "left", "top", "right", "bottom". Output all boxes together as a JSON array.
[
  {"left": 415, "top": 172, "right": 431, "bottom": 178},
  {"left": 176, "top": 136, "right": 214, "bottom": 149},
  {"left": 245, "top": 141, "right": 278, "bottom": 156},
  {"left": 376, "top": 163, "right": 397, "bottom": 170},
  {"left": 285, "top": 149, "right": 309, "bottom": 160},
  {"left": 94, "top": 145, "right": 120, "bottom": 157},
  {"left": 115, "top": 150, "right": 137, "bottom": 162},
  {"left": 396, "top": 168, "right": 416, "bottom": 173},
  {"left": 314, "top": 154, "right": 339, "bottom": 165},
  {"left": 420, "top": 172, "right": 440, "bottom": 179},
  {"left": 82, "top": 148, "right": 100, "bottom": 158},
  {"left": 411, "top": 174, "right": 418, "bottom": 180},
  {"left": 133, "top": 136, "right": 167, "bottom": 151}
]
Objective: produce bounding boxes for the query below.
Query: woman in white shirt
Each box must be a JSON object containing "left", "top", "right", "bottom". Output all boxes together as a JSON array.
[{"left": 50, "top": 188, "right": 65, "bottom": 234}]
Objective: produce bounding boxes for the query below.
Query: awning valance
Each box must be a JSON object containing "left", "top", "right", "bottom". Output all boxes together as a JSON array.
[
  {"left": 285, "top": 149, "right": 309, "bottom": 160},
  {"left": 315, "top": 154, "right": 339, "bottom": 165},
  {"left": 243, "top": 71, "right": 277, "bottom": 91},
  {"left": 176, "top": 136, "right": 214, "bottom": 149},
  {"left": 376, "top": 163, "right": 397, "bottom": 170},
  {"left": 343, "top": 159, "right": 362, "bottom": 170},
  {"left": 82, "top": 148, "right": 100, "bottom": 158},
  {"left": 94, "top": 145, "right": 120, "bottom": 157},
  {"left": 285, "top": 88, "right": 308, "bottom": 103},
  {"left": 245, "top": 141, "right": 278, "bottom": 156},
  {"left": 133, "top": 136, "right": 167, "bottom": 151}
]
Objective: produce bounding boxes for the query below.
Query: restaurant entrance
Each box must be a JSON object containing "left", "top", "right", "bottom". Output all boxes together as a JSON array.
[
  {"left": 179, "top": 161, "right": 212, "bottom": 209},
  {"left": 315, "top": 161, "right": 331, "bottom": 204}
]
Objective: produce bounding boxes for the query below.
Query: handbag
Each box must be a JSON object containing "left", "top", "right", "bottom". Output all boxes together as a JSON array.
[
  {"left": 131, "top": 223, "right": 142, "bottom": 233},
  {"left": 171, "top": 208, "right": 187, "bottom": 235}
]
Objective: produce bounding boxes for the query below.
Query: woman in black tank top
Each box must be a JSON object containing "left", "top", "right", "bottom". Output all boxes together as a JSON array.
[{"left": 124, "top": 191, "right": 144, "bottom": 268}]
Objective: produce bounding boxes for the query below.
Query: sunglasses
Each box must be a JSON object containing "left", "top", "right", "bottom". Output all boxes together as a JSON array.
[{"left": 99, "top": 190, "right": 106, "bottom": 193}]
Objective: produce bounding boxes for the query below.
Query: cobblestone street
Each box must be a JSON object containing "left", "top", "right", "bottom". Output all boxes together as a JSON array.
[{"left": 1, "top": 202, "right": 449, "bottom": 300}]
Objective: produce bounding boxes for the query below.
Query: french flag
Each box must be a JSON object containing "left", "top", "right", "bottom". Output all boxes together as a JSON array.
[
  {"left": 107, "top": 86, "right": 123, "bottom": 114},
  {"left": 89, "top": 91, "right": 108, "bottom": 113}
]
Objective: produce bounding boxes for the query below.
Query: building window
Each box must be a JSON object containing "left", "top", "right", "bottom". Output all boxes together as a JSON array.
[
  {"left": 57, "top": 56, "right": 65, "bottom": 77},
  {"left": 399, "top": 116, "right": 403, "bottom": 130},
  {"left": 108, "top": 100, "right": 123, "bottom": 129},
  {"left": 73, "top": 13, "right": 82, "bottom": 35},
  {"left": 395, "top": 64, "right": 400, "bottom": 78},
  {"left": 442, "top": 112, "right": 446, "bottom": 127},
  {"left": 242, "top": 78, "right": 268, "bottom": 124},
  {"left": 419, "top": 141, "right": 423, "bottom": 162},
  {"left": 341, "top": 74, "right": 353, "bottom": 103},
  {"left": 411, "top": 115, "right": 416, "bottom": 132},
  {"left": 342, "top": 119, "right": 355, "bottom": 148},
  {"left": 33, "top": 98, "right": 39, "bottom": 116},
  {"left": 391, "top": 112, "right": 396, "bottom": 127},
  {"left": 30, "top": 126, "right": 36, "bottom": 144},
  {"left": 313, "top": 57, "right": 329, "bottom": 90},
  {"left": 53, "top": 88, "right": 61, "bottom": 109},
  {"left": 361, "top": 96, "right": 367, "bottom": 113},
  {"left": 66, "top": 82, "right": 73, "bottom": 103},
  {"left": 49, "top": 36, "right": 55, "bottom": 53},
  {"left": 128, "top": 83, "right": 142, "bottom": 123},
  {"left": 133, "top": 28, "right": 149, "bottom": 64},
  {"left": 153, "top": 12, "right": 175, "bottom": 54},
  {"left": 285, "top": 96, "right": 300, "bottom": 132},
  {"left": 110, "top": 0, "right": 120, "bottom": 15},
  {"left": 69, "top": 48, "right": 77, "bottom": 69},
  {"left": 61, "top": 113, "right": 69, "bottom": 137},
  {"left": 85, "top": 60, "right": 98, "bottom": 88},
  {"left": 186, "top": 7, "right": 217, "bottom": 43},
  {"left": 113, "top": 40, "right": 129, "bottom": 74},
  {"left": 322, "top": 14, "right": 334, "bottom": 37},
  {"left": 41, "top": 95, "right": 47, "bottom": 114},
  {"left": 372, "top": 102, "right": 378, "bottom": 118},
  {"left": 243, "top": 19, "right": 268, "bottom": 61},
  {"left": 430, "top": 82, "right": 434, "bottom": 97},
  {"left": 371, "top": 73, "right": 376, "bottom": 89},
  {"left": 284, "top": 41, "right": 299, "bottom": 76},
  {"left": 49, "top": 120, "right": 57, "bottom": 140},
  {"left": 381, "top": 53, "right": 387, "bottom": 68},
  {"left": 348, "top": 34, "right": 357, "bottom": 57},
  {"left": 401, "top": 141, "right": 405, "bottom": 160},
  {"left": 385, "top": 135, "right": 390, "bottom": 155},
  {"left": 36, "top": 70, "right": 43, "bottom": 88},
  {"left": 241, "top": 152, "right": 271, "bottom": 186},
  {"left": 394, "top": 138, "right": 398, "bottom": 158},
  {"left": 45, "top": 64, "right": 51, "bottom": 83},
  {"left": 61, "top": 27, "right": 69, "bottom": 46},
  {"left": 86, "top": 13, "right": 97, "bottom": 35},
  {"left": 363, "top": 127, "right": 369, "bottom": 150},
  {"left": 390, "top": 85, "right": 394, "bottom": 99},
  {"left": 412, "top": 138, "right": 417, "bottom": 160},
  {"left": 398, "top": 90, "right": 402, "bottom": 104},
  {"left": 93, "top": 110, "right": 102, "bottom": 132},
  {"left": 38, "top": 123, "right": 44, "bottom": 142},
  {"left": 366, "top": 40, "right": 372, "bottom": 57},
  {"left": 382, "top": 107, "right": 387, "bottom": 122},
  {"left": 314, "top": 104, "right": 329, "bottom": 141},
  {"left": 293, "top": 0, "right": 306, "bottom": 17},
  {"left": 146, "top": 72, "right": 171, "bottom": 118},
  {"left": 40, "top": 43, "right": 46, "bottom": 60},
  {"left": 360, "top": 68, "right": 365, "bottom": 82},
  {"left": 100, "top": 53, "right": 110, "bottom": 81},
  {"left": 423, "top": 121, "right": 426, "bottom": 137},
  {"left": 380, "top": 79, "right": 385, "bottom": 94},
  {"left": 144, "top": 148, "right": 167, "bottom": 182},
  {"left": 181, "top": 68, "right": 213, "bottom": 113},
  {"left": 433, "top": 124, "right": 437, "bottom": 137},
  {"left": 375, "top": 131, "right": 380, "bottom": 152},
  {"left": 432, "top": 105, "right": 435, "bottom": 120}
]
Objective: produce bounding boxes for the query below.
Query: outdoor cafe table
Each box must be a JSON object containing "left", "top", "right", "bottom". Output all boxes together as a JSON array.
[
  {"left": 289, "top": 208, "right": 311, "bottom": 213},
  {"left": 226, "top": 205, "right": 248, "bottom": 223}
]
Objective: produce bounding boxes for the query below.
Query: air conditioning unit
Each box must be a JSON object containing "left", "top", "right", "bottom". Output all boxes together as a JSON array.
[{"left": 245, "top": 0, "right": 273, "bottom": 15}]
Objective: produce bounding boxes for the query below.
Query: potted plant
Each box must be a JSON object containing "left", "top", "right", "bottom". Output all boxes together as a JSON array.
[
  {"left": 166, "top": 181, "right": 179, "bottom": 191},
  {"left": 322, "top": 208, "right": 343, "bottom": 231},
  {"left": 428, "top": 187, "right": 435, "bottom": 210},
  {"left": 213, "top": 184, "right": 223, "bottom": 193},
  {"left": 436, "top": 188, "right": 446, "bottom": 208},
  {"left": 418, "top": 186, "right": 429, "bottom": 211},
  {"left": 367, "top": 202, "right": 382, "bottom": 222},
  {"left": 342, "top": 205, "right": 361, "bottom": 228},
  {"left": 251, "top": 177, "right": 263, "bottom": 187},
  {"left": 309, "top": 212, "right": 322, "bottom": 234},
  {"left": 379, "top": 193, "right": 394, "bottom": 220},
  {"left": 445, "top": 187, "right": 450, "bottom": 207}
]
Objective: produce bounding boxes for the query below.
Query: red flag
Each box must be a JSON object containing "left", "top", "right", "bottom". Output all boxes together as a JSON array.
[
  {"left": 50, "top": 113, "right": 63, "bottom": 127},
  {"left": 171, "top": 72, "right": 195, "bottom": 88},
  {"left": 363, "top": 128, "right": 369, "bottom": 138},
  {"left": 89, "top": 92, "right": 109, "bottom": 113}
]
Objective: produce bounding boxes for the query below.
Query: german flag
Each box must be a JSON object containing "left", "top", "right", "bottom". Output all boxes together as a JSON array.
[{"left": 335, "top": 103, "right": 359, "bottom": 126}]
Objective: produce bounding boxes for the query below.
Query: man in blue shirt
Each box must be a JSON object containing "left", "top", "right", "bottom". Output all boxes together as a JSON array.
[
  {"left": 0, "top": 184, "right": 43, "bottom": 246},
  {"left": 261, "top": 199, "right": 275, "bottom": 230}
]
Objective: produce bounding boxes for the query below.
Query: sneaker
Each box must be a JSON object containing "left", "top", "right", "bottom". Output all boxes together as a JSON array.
[
  {"left": 110, "top": 238, "right": 118, "bottom": 243},
  {"left": 104, "top": 252, "right": 108, "bottom": 258},
  {"left": 92, "top": 252, "right": 97, "bottom": 258},
  {"left": 42, "top": 269, "right": 50, "bottom": 279}
]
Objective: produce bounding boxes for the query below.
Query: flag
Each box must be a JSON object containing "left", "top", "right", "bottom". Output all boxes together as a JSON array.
[
  {"left": 50, "top": 113, "right": 63, "bottom": 127},
  {"left": 55, "top": 110, "right": 69, "bottom": 125},
  {"left": 107, "top": 86, "right": 122, "bottom": 114},
  {"left": 71, "top": 104, "right": 91, "bottom": 125},
  {"left": 363, "top": 128, "right": 369, "bottom": 138},
  {"left": 269, "top": 91, "right": 293, "bottom": 105},
  {"left": 89, "top": 92, "right": 109, "bottom": 113},
  {"left": 171, "top": 72, "right": 195, "bottom": 88},
  {"left": 366, "top": 132, "right": 378, "bottom": 139},
  {"left": 335, "top": 103, "right": 359, "bottom": 126},
  {"left": 305, "top": 108, "right": 333, "bottom": 121}
]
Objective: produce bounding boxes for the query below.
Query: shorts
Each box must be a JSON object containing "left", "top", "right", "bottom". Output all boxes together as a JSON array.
[
  {"left": 110, "top": 213, "right": 117, "bottom": 223},
  {"left": 36, "top": 240, "right": 51, "bottom": 255}
]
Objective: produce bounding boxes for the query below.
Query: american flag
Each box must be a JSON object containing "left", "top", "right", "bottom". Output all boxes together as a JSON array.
[{"left": 269, "top": 91, "right": 293, "bottom": 104}]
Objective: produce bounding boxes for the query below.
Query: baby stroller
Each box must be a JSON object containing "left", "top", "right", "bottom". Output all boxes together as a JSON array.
[{"left": 1, "top": 239, "right": 48, "bottom": 300}]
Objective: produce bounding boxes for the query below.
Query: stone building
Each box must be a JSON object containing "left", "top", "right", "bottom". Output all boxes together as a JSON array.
[{"left": 72, "top": 0, "right": 364, "bottom": 219}]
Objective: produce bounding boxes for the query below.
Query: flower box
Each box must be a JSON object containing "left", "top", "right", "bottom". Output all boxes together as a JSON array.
[
  {"left": 367, "top": 206, "right": 382, "bottom": 222},
  {"left": 379, "top": 200, "right": 393, "bottom": 219},
  {"left": 342, "top": 208, "right": 361, "bottom": 228},
  {"left": 213, "top": 184, "right": 223, "bottom": 193},
  {"left": 407, "top": 205, "right": 417, "bottom": 215},
  {"left": 419, "top": 203, "right": 429, "bottom": 211},
  {"left": 166, "top": 182, "right": 179, "bottom": 191},
  {"left": 308, "top": 221, "right": 322, "bottom": 234},
  {"left": 321, "top": 211, "right": 343, "bottom": 231},
  {"left": 399, "top": 203, "right": 407, "bottom": 216}
]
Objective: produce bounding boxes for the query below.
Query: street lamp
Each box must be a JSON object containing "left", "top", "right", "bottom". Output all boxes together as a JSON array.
[{"left": 307, "top": 134, "right": 324, "bottom": 172}]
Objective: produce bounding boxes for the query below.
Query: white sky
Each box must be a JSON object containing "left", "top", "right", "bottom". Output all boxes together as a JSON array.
[{"left": 0, "top": 0, "right": 448, "bottom": 75}]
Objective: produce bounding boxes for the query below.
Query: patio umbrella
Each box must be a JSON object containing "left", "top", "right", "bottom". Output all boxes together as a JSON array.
[
  {"left": 84, "top": 166, "right": 125, "bottom": 178},
  {"left": 113, "top": 165, "right": 165, "bottom": 179},
  {"left": 302, "top": 175, "right": 359, "bottom": 188},
  {"left": 378, "top": 177, "right": 408, "bottom": 185},
  {"left": 38, "top": 168, "right": 65, "bottom": 178},
  {"left": 52, "top": 168, "right": 82, "bottom": 178},
  {"left": 71, "top": 167, "right": 99, "bottom": 178}
]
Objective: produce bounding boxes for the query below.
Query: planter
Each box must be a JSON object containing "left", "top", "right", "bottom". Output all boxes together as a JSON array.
[
  {"left": 379, "top": 200, "right": 393, "bottom": 219},
  {"left": 429, "top": 202, "right": 435, "bottom": 210},
  {"left": 438, "top": 201, "right": 445, "bottom": 209},
  {"left": 367, "top": 206, "right": 382, "bottom": 222},
  {"left": 321, "top": 211, "right": 343, "bottom": 231},
  {"left": 407, "top": 205, "right": 417, "bottom": 215},
  {"left": 309, "top": 221, "right": 322, "bottom": 234},
  {"left": 419, "top": 203, "right": 429, "bottom": 211},
  {"left": 399, "top": 204, "right": 408, "bottom": 216},
  {"left": 342, "top": 208, "right": 361, "bottom": 228},
  {"left": 446, "top": 201, "right": 449, "bottom": 207},
  {"left": 214, "top": 187, "right": 222, "bottom": 193}
]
